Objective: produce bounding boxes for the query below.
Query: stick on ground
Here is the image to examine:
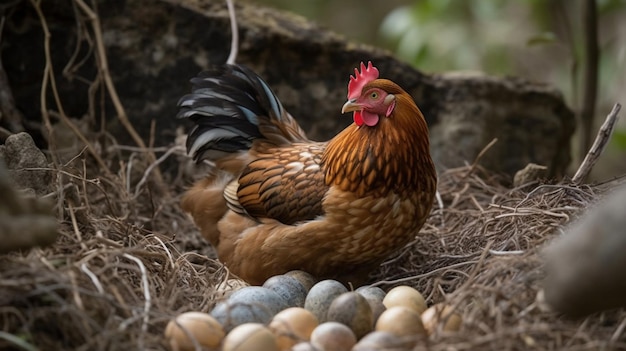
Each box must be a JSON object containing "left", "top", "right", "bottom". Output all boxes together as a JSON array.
[{"left": 572, "top": 103, "right": 621, "bottom": 184}]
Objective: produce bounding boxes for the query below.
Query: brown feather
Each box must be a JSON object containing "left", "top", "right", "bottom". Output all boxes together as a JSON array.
[
  {"left": 182, "top": 75, "right": 437, "bottom": 286},
  {"left": 324, "top": 79, "right": 436, "bottom": 200},
  {"left": 237, "top": 142, "right": 328, "bottom": 224}
]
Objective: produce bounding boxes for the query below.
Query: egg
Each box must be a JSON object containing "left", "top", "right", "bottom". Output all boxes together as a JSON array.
[
  {"left": 382, "top": 285, "right": 427, "bottom": 314},
  {"left": 263, "top": 275, "right": 308, "bottom": 308},
  {"left": 310, "top": 322, "right": 357, "bottom": 351},
  {"left": 326, "top": 292, "right": 373, "bottom": 339},
  {"left": 214, "top": 278, "right": 249, "bottom": 300},
  {"left": 291, "top": 342, "right": 321, "bottom": 351},
  {"left": 211, "top": 286, "right": 287, "bottom": 332},
  {"left": 352, "top": 331, "right": 416, "bottom": 351},
  {"left": 375, "top": 306, "right": 427, "bottom": 338},
  {"left": 269, "top": 307, "right": 319, "bottom": 350},
  {"left": 284, "top": 270, "right": 318, "bottom": 292},
  {"left": 164, "top": 311, "right": 224, "bottom": 351},
  {"left": 355, "top": 286, "right": 387, "bottom": 324},
  {"left": 421, "top": 303, "right": 463, "bottom": 334},
  {"left": 304, "top": 280, "right": 348, "bottom": 323},
  {"left": 222, "top": 323, "right": 279, "bottom": 351}
]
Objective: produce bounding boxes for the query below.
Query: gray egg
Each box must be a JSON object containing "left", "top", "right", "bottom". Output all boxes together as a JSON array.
[
  {"left": 284, "top": 270, "right": 319, "bottom": 292},
  {"left": 211, "top": 286, "right": 288, "bottom": 332},
  {"left": 304, "top": 280, "right": 348, "bottom": 323},
  {"left": 263, "top": 275, "right": 308, "bottom": 308},
  {"left": 355, "top": 285, "right": 387, "bottom": 324}
]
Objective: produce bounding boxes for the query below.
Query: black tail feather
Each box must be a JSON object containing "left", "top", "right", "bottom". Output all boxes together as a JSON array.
[{"left": 177, "top": 64, "right": 292, "bottom": 163}]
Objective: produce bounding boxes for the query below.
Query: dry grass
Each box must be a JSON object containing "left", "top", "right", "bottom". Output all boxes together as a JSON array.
[
  {"left": 2, "top": 146, "right": 625, "bottom": 350},
  {"left": 2, "top": 1, "right": 626, "bottom": 350}
]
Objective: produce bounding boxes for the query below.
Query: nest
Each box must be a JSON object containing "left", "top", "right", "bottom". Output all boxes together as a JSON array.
[
  {"left": 1, "top": 137, "right": 625, "bottom": 350},
  {"left": 1, "top": 1, "right": 625, "bottom": 350}
]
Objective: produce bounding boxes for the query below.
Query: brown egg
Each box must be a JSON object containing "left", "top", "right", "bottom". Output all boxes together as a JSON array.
[
  {"left": 214, "top": 278, "right": 249, "bottom": 300},
  {"left": 375, "top": 306, "right": 427, "bottom": 338},
  {"left": 326, "top": 292, "right": 373, "bottom": 339},
  {"left": 222, "top": 323, "right": 279, "bottom": 351},
  {"left": 421, "top": 303, "right": 463, "bottom": 334},
  {"left": 382, "top": 285, "right": 427, "bottom": 314},
  {"left": 310, "top": 322, "right": 357, "bottom": 351},
  {"left": 269, "top": 307, "right": 319, "bottom": 350},
  {"left": 164, "top": 312, "right": 224, "bottom": 351}
]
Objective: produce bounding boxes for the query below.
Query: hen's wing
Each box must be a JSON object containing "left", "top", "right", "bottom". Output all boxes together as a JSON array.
[{"left": 224, "top": 142, "right": 329, "bottom": 225}]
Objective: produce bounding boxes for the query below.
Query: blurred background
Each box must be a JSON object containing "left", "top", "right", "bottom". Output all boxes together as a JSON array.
[{"left": 249, "top": 0, "right": 626, "bottom": 181}]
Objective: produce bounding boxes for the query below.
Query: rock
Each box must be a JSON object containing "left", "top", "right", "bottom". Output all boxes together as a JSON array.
[
  {"left": 542, "top": 183, "right": 626, "bottom": 316},
  {"left": 513, "top": 163, "right": 548, "bottom": 188},
  {"left": 0, "top": 132, "right": 52, "bottom": 196},
  {"left": 2, "top": 0, "right": 574, "bottom": 180}
]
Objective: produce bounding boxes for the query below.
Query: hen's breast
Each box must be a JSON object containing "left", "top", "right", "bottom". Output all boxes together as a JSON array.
[{"left": 315, "top": 186, "right": 433, "bottom": 263}]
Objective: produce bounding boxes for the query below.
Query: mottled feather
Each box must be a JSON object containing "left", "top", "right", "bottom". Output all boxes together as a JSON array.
[{"left": 179, "top": 63, "right": 437, "bottom": 286}]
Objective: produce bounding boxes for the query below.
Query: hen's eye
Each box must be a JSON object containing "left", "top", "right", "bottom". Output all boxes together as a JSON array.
[{"left": 370, "top": 92, "right": 378, "bottom": 99}]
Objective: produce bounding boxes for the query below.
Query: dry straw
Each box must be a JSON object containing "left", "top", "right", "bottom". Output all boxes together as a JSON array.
[{"left": 1, "top": 1, "right": 625, "bottom": 350}]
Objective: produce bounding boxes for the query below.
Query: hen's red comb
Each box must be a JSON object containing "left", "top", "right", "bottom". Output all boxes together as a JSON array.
[{"left": 347, "top": 61, "right": 379, "bottom": 100}]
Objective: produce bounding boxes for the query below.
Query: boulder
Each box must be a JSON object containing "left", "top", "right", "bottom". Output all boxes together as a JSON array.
[{"left": 1, "top": 0, "right": 574, "bottom": 180}]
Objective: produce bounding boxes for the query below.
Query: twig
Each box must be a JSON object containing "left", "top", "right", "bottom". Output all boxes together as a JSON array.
[
  {"left": 371, "top": 260, "right": 480, "bottom": 287},
  {"left": 73, "top": 0, "right": 167, "bottom": 195},
  {"left": 572, "top": 103, "right": 621, "bottom": 184},
  {"left": 463, "top": 138, "right": 497, "bottom": 179},
  {"left": 133, "top": 145, "right": 184, "bottom": 199},
  {"left": 80, "top": 263, "right": 104, "bottom": 294},
  {"left": 121, "top": 253, "right": 150, "bottom": 350},
  {"left": 29, "top": 1, "right": 112, "bottom": 178},
  {"left": 225, "top": 0, "right": 238, "bottom": 64}
]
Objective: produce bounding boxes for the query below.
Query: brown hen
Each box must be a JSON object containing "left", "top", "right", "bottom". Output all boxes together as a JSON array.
[{"left": 178, "top": 62, "right": 436, "bottom": 286}]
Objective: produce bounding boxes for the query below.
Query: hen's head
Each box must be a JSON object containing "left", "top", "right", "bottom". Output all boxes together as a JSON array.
[{"left": 342, "top": 62, "right": 397, "bottom": 127}]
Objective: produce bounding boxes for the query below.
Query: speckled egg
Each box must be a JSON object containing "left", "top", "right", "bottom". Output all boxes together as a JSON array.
[
  {"left": 164, "top": 311, "right": 224, "bottom": 351},
  {"left": 382, "top": 285, "right": 427, "bottom": 314},
  {"left": 355, "top": 285, "right": 387, "bottom": 324},
  {"left": 269, "top": 307, "right": 319, "bottom": 350},
  {"left": 222, "top": 323, "right": 279, "bottom": 351},
  {"left": 263, "top": 275, "right": 308, "bottom": 308},
  {"left": 310, "top": 322, "right": 357, "bottom": 351},
  {"left": 421, "top": 303, "right": 463, "bottom": 334},
  {"left": 326, "top": 291, "right": 373, "bottom": 339},
  {"left": 284, "top": 270, "right": 318, "bottom": 292},
  {"left": 375, "top": 306, "right": 427, "bottom": 337},
  {"left": 211, "top": 286, "right": 287, "bottom": 332},
  {"left": 304, "top": 280, "right": 348, "bottom": 323}
]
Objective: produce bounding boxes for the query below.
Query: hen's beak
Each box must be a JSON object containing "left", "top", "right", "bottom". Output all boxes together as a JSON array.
[{"left": 341, "top": 99, "right": 361, "bottom": 114}]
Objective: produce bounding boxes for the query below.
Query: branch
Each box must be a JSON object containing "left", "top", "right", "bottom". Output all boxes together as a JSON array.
[
  {"left": 73, "top": 0, "right": 167, "bottom": 195},
  {"left": 572, "top": 103, "right": 621, "bottom": 184}
]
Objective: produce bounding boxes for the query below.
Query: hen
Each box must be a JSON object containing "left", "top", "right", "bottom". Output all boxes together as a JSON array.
[{"left": 178, "top": 62, "right": 436, "bottom": 286}]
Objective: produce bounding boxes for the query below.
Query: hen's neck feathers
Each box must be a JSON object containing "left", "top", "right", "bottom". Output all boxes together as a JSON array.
[{"left": 323, "top": 79, "right": 435, "bottom": 198}]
